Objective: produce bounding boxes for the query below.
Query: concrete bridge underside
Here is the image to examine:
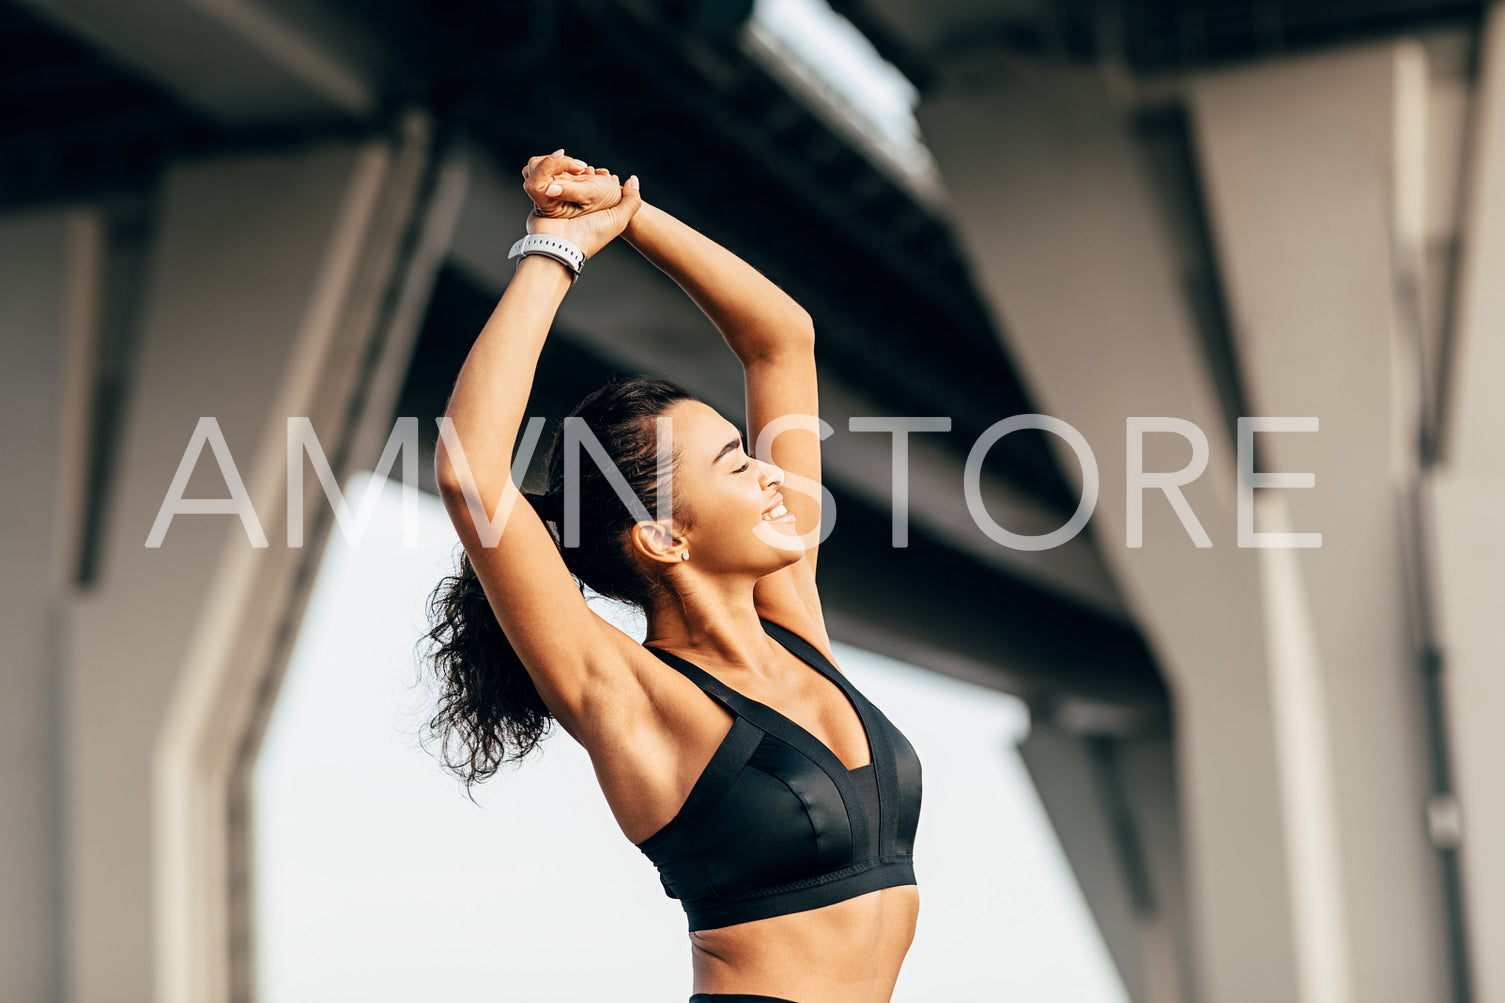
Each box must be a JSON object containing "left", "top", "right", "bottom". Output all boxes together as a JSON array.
[{"left": 4, "top": 1, "right": 1505, "bottom": 1002}]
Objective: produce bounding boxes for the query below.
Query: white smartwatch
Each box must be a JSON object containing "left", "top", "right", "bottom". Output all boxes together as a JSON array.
[{"left": 508, "top": 233, "right": 585, "bottom": 281}]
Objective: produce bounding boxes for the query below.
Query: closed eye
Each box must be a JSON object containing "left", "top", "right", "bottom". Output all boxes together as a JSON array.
[{"left": 733, "top": 462, "right": 749, "bottom": 473}]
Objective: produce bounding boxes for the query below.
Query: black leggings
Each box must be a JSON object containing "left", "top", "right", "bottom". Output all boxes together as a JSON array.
[{"left": 689, "top": 995, "right": 800, "bottom": 1002}]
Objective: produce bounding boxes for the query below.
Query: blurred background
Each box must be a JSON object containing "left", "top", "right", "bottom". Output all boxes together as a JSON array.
[{"left": 2, "top": 0, "right": 1502, "bottom": 1000}]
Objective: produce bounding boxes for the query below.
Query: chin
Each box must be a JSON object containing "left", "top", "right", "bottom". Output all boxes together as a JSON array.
[
  {"left": 770, "top": 538, "right": 808, "bottom": 568},
  {"left": 754, "top": 522, "right": 804, "bottom": 557}
]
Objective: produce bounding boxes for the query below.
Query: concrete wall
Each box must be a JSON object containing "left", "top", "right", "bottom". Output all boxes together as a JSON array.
[
  {"left": 1434, "top": 6, "right": 1505, "bottom": 1001},
  {"left": 0, "top": 207, "right": 99, "bottom": 1003},
  {"left": 919, "top": 38, "right": 1456, "bottom": 1001},
  {"left": 0, "top": 132, "right": 435, "bottom": 1003}
]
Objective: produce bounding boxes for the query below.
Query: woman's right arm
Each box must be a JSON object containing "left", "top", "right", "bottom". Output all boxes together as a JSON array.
[{"left": 433, "top": 159, "right": 641, "bottom": 736}]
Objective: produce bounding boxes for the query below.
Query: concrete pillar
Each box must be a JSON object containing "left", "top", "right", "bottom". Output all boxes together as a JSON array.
[
  {"left": 1115, "top": 735, "right": 1195, "bottom": 1003},
  {"left": 918, "top": 37, "right": 1457, "bottom": 1000},
  {"left": 918, "top": 63, "right": 1298, "bottom": 1002},
  {"left": 909, "top": 64, "right": 1300, "bottom": 999},
  {"left": 1433, "top": 4, "right": 1505, "bottom": 999},
  {"left": 63, "top": 126, "right": 438, "bottom": 1003},
  {"left": 1189, "top": 41, "right": 1450, "bottom": 1002},
  {"left": 0, "top": 208, "right": 101, "bottom": 1003},
  {"left": 1020, "top": 727, "right": 1192, "bottom": 1003}
]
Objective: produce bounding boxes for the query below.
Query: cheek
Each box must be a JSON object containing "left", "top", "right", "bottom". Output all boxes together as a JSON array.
[
  {"left": 686, "top": 479, "right": 756, "bottom": 535},
  {"left": 674, "top": 477, "right": 724, "bottom": 530}
]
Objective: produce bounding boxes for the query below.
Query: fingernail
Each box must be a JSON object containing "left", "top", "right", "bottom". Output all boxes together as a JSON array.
[
  {"left": 627, "top": 175, "right": 639, "bottom": 189},
  {"left": 552, "top": 148, "right": 564, "bottom": 156},
  {"left": 545, "top": 183, "right": 563, "bottom": 197}
]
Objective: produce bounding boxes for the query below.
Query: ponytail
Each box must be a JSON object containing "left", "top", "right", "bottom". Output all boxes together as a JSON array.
[{"left": 421, "top": 534, "right": 556, "bottom": 791}]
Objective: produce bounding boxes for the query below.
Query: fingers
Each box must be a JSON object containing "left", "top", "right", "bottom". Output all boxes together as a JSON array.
[
  {"left": 520, "top": 149, "right": 565, "bottom": 179},
  {"left": 521, "top": 152, "right": 627, "bottom": 222},
  {"left": 555, "top": 173, "right": 616, "bottom": 189},
  {"left": 523, "top": 149, "right": 574, "bottom": 202},
  {"left": 552, "top": 174, "right": 622, "bottom": 206},
  {"left": 521, "top": 151, "right": 615, "bottom": 181},
  {"left": 616, "top": 174, "right": 643, "bottom": 217}
]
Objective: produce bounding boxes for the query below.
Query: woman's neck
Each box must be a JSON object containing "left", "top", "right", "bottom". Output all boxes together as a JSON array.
[{"left": 642, "top": 577, "right": 773, "bottom": 672}]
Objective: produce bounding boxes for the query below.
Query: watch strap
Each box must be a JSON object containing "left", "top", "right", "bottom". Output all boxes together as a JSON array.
[{"left": 508, "top": 233, "right": 584, "bottom": 280}]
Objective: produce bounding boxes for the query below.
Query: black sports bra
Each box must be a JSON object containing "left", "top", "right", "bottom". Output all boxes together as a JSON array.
[{"left": 636, "top": 617, "right": 922, "bottom": 931}]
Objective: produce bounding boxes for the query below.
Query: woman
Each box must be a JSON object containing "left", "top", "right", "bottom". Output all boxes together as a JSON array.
[{"left": 425, "top": 150, "right": 922, "bottom": 1003}]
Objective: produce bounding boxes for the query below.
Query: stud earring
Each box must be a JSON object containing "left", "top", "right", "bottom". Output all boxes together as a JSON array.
[{"left": 680, "top": 551, "right": 689, "bottom": 561}]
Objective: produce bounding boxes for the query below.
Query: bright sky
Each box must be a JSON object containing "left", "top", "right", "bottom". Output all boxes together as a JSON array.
[
  {"left": 746, "top": 0, "right": 940, "bottom": 191},
  {"left": 751, "top": 0, "right": 921, "bottom": 148},
  {"left": 253, "top": 472, "right": 1128, "bottom": 1002}
]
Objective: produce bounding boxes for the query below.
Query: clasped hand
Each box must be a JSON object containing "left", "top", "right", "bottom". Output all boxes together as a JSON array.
[{"left": 520, "top": 149, "right": 640, "bottom": 259}]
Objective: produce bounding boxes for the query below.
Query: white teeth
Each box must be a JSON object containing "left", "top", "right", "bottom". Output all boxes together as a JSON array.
[{"left": 764, "top": 503, "right": 788, "bottom": 520}]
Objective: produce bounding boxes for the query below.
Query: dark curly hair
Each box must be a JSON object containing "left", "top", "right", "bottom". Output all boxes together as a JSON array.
[{"left": 421, "top": 374, "right": 701, "bottom": 791}]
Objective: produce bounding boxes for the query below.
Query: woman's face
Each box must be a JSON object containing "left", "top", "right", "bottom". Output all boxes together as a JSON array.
[{"left": 653, "top": 398, "right": 804, "bottom": 575}]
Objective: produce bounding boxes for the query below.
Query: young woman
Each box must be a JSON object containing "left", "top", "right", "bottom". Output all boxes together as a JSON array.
[{"left": 425, "top": 150, "right": 922, "bottom": 1003}]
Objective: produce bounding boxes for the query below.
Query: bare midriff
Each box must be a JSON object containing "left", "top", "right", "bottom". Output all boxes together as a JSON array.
[{"left": 686, "top": 885, "right": 920, "bottom": 1003}]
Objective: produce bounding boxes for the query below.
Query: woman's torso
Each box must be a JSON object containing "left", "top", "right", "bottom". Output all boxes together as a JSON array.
[
  {"left": 687, "top": 884, "right": 919, "bottom": 1003},
  {"left": 578, "top": 615, "right": 921, "bottom": 1003}
]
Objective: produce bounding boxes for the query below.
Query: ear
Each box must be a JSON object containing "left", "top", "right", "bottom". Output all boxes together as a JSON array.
[{"left": 630, "top": 518, "right": 685, "bottom": 565}]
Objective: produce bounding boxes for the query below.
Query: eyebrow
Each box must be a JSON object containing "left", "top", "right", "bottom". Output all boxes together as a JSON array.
[{"left": 712, "top": 434, "right": 744, "bottom": 466}]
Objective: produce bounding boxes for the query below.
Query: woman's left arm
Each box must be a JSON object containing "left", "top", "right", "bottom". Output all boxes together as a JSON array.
[
  {"left": 623, "top": 202, "right": 814, "bottom": 362},
  {"left": 624, "top": 202, "right": 827, "bottom": 640}
]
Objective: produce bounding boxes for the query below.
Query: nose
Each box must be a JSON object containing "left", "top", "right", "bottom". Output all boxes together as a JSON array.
[{"left": 758, "top": 458, "right": 783, "bottom": 485}]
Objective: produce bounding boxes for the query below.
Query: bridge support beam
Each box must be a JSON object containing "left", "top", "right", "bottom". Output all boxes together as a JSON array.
[
  {"left": 919, "top": 43, "right": 1449, "bottom": 1000},
  {"left": 1432, "top": 5, "right": 1505, "bottom": 1000},
  {"left": 1188, "top": 40, "right": 1450, "bottom": 1003},
  {"left": 0, "top": 127, "right": 444, "bottom": 1003},
  {"left": 0, "top": 206, "right": 101, "bottom": 1003}
]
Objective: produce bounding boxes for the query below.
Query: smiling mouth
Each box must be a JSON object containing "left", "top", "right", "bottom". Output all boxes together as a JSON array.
[{"left": 761, "top": 501, "right": 795, "bottom": 523}]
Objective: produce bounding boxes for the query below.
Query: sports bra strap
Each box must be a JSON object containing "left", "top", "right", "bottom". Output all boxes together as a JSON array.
[
  {"left": 757, "top": 618, "right": 839, "bottom": 678},
  {"left": 643, "top": 644, "right": 739, "bottom": 705}
]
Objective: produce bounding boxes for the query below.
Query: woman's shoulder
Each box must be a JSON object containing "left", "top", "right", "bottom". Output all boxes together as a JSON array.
[
  {"left": 567, "top": 616, "right": 733, "bottom": 727},
  {"left": 570, "top": 617, "right": 742, "bottom": 844}
]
